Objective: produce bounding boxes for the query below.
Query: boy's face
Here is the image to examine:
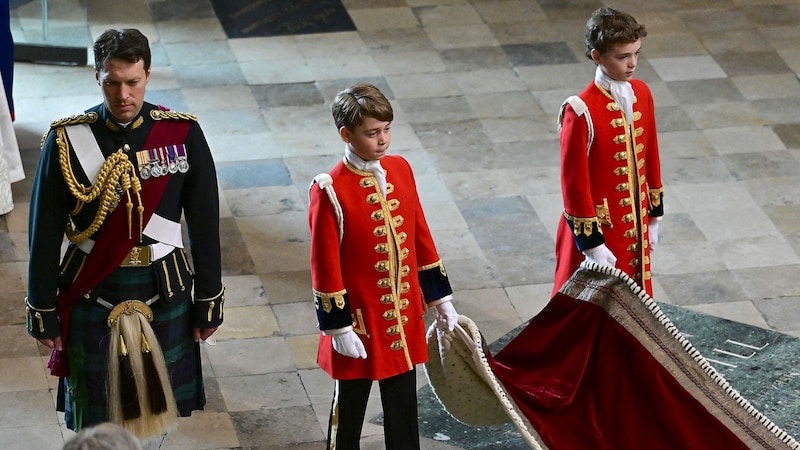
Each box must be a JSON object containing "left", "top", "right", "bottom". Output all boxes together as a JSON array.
[
  {"left": 592, "top": 39, "right": 641, "bottom": 82},
  {"left": 339, "top": 116, "right": 392, "bottom": 161}
]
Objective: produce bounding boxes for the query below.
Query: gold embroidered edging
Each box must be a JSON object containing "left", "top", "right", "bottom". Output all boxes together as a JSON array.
[
  {"left": 419, "top": 260, "right": 447, "bottom": 277},
  {"left": 196, "top": 286, "right": 225, "bottom": 302},
  {"left": 151, "top": 110, "right": 198, "bottom": 121},
  {"left": 563, "top": 211, "right": 602, "bottom": 236},
  {"left": 314, "top": 289, "right": 347, "bottom": 314},
  {"left": 50, "top": 112, "right": 98, "bottom": 128},
  {"left": 25, "top": 297, "right": 56, "bottom": 333},
  {"left": 649, "top": 187, "right": 664, "bottom": 208}
]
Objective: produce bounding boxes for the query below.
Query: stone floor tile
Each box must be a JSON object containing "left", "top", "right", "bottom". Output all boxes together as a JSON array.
[
  {"left": 731, "top": 74, "right": 800, "bottom": 100},
  {"left": 0, "top": 325, "right": 40, "bottom": 358},
  {"left": 216, "top": 372, "right": 310, "bottom": 412},
  {"left": 0, "top": 424, "right": 67, "bottom": 450},
  {"left": 272, "top": 302, "right": 318, "bottom": 336},
  {"left": 230, "top": 406, "right": 325, "bottom": 447},
  {"left": 732, "top": 265, "right": 800, "bottom": 300},
  {"left": 161, "top": 411, "right": 241, "bottom": 449},
  {"left": 0, "top": 356, "right": 50, "bottom": 392},
  {"left": 425, "top": 23, "right": 499, "bottom": 50},
  {"left": 183, "top": 85, "right": 260, "bottom": 113},
  {"left": 686, "top": 300, "right": 770, "bottom": 330},
  {"left": 0, "top": 390, "right": 60, "bottom": 427},
  {"left": 751, "top": 297, "right": 800, "bottom": 332},
  {"left": 206, "top": 336, "right": 295, "bottom": 377},
  {"left": 704, "top": 125, "right": 786, "bottom": 155},
  {"left": 221, "top": 274, "right": 269, "bottom": 308},
  {"left": 649, "top": 55, "right": 727, "bottom": 81},
  {"left": 286, "top": 334, "right": 320, "bottom": 370},
  {"left": 666, "top": 78, "right": 745, "bottom": 105},
  {"left": 212, "top": 305, "right": 280, "bottom": 340},
  {"left": 658, "top": 270, "right": 751, "bottom": 307},
  {"left": 504, "top": 283, "right": 551, "bottom": 321},
  {"left": 349, "top": 7, "right": 419, "bottom": 31}
]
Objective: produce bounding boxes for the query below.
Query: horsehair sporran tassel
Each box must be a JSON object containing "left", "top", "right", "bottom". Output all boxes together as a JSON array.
[
  {"left": 141, "top": 332, "right": 168, "bottom": 414},
  {"left": 106, "top": 301, "right": 178, "bottom": 440},
  {"left": 117, "top": 334, "right": 141, "bottom": 420}
]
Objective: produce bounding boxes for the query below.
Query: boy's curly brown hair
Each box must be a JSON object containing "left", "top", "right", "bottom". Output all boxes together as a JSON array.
[{"left": 584, "top": 8, "right": 647, "bottom": 59}]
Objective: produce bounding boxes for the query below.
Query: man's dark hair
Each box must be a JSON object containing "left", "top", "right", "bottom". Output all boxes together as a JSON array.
[
  {"left": 93, "top": 29, "right": 151, "bottom": 72},
  {"left": 584, "top": 8, "right": 647, "bottom": 59}
]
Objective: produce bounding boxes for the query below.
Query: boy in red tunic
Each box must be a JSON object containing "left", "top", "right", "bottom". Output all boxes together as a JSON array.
[
  {"left": 308, "top": 83, "right": 459, "bottom": 449},
  {"left": 554, "top": 7, "right": 664, "bottom": 297}
]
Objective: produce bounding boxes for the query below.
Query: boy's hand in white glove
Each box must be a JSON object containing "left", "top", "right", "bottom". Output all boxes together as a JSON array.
[
  {"left": 583, "top": 244, "right": 617, "bottom": 267},
  {"left": 434, "top": 300, "right": 458, "bottom": 332},
  {"left": 328, "top": 327, "right": 367, "bottom": 359},
  {"left": 648, "top": 217, "right": 661, "bottom": 251}
]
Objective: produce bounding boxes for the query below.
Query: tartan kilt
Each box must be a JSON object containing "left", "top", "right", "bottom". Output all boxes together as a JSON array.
[{"left": 59, "top": 264, "right": 205, "bottom": 431}]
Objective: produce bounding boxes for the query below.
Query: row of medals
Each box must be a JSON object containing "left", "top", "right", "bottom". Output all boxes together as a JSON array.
[{"left": 138, "top": 150, "right": 189, "bottom": 180}]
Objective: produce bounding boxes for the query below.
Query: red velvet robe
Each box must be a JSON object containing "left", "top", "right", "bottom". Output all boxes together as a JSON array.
[
  {"left": 309, "top": 155, "right": 451, "bottom": 380},
  {"left": 554, "top": 80, "right": 663, "bottom": 296},
  {"left": 491, "top": 265, "right": 796, "bottom": 450}
]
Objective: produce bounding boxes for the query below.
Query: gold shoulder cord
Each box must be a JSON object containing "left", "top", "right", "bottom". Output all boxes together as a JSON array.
[
  {"left": 151, "top": 110, "right": 198, "bottom": 122},
  {"left": 53, "top": 113, "right": 145, "bottom": 243}
]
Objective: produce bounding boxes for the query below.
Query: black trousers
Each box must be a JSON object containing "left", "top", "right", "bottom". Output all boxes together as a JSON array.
[{"left": 327, "top": 368, "right": 419, "bottom": 450}]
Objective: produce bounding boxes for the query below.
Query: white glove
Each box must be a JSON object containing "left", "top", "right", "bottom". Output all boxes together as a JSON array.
[
  {"left": 434, "top": 300, "right": 458, "bottom": 332},
  {"left": 583, "top": 244, "right": 617, "bottom": 267},
  {"left": 329, "top": 327, "right": 367, "bottom": 359},
  {"left": 648, "top": 217, "right": 661, "bottom": 251}
]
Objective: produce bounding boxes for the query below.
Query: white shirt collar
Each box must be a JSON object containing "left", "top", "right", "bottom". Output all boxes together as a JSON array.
[
  {"left": 595, "top": 66, "right": 634, "bottom": 124},
  {"left": 345, "top": 147, "right": 383, "bottom": 174}
]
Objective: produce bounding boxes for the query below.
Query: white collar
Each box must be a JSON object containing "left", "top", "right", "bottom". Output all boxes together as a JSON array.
[
  {"left": 345, "top": 147, "right": 386, "bottom": 196},
  {"left": 595, "top": 66, "right": 634, "bottom": 123},
  {"left": 345, "top": 147, "right": 383, "bottom": 174}
]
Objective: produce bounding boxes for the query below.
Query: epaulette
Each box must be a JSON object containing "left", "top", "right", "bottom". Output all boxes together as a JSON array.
[
  {"left": 50, "top": 112, "right": 99, "bottom": 128},
  {"left": 150, "top": 110, "right": 198, "bottom": 122}
]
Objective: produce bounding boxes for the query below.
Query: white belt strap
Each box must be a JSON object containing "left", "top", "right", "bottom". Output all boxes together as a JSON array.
[
  {"left": 76, "top": 239, "right": 176, "bottom": 261},
  {"left": 96, "top": 294, "right": 160, "bottom": 310},
  {"left": 143, "top": 214, "right": 184, "bottom": 248}
]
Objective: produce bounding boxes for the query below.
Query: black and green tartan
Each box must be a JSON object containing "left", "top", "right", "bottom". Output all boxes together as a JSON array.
[{"left": 59, "top": 265, "right": 205, "bottom": 431}]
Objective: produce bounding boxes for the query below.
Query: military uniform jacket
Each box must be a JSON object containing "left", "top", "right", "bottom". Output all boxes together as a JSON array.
[
  {"left": 554, "top": 80, "right": 664, "bottom": 296},
  {"left": 309, "top": 155, "right": 452, "bottom": 381},
  {"left": 26, "top": 102, "right": 224, "bottom": 339}
]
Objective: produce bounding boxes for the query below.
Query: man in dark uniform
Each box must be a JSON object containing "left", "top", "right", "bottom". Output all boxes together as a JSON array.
[{"left": 25, "top": 29, "right": 224, "bottom": 441}]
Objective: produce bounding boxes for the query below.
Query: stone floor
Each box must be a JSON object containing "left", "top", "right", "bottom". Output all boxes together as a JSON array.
[{"left": 3, "top": 0, "right": 800, "bottom": 448}]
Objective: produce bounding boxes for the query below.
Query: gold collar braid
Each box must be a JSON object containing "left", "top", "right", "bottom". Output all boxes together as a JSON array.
[{"left": 56, "top": 126, "right": 144, "bottom": 243}]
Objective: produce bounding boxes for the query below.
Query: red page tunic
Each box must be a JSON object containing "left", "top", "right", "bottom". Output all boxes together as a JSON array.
[
  {"left": 554, "top": 79, "right": 663, "bottom": 296},
  {"left": 309, "top": 155, "right": 450, "bottom": 380}
]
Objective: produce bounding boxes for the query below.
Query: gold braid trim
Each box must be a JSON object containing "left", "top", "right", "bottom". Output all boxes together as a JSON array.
[
  {"left": 563, "top": 210, "right": 602, "bottom": 236},
  {"left": 419, "top": 260, "right": 447, "bottom": 277},
  {"left": 57, "top": 126, "right": 144, "bottom": 243},
  {"left": 151, "top": 110, "right": 198, "bottom": 121},
  {"left": 42, "top": 113, "right": 99, "bottom": 149},
  {"left": 649, "top": 187, "right": 664, "bottom": 208},
  {"left": 50, "top": 112, "right": 99, "bottom": 128}
]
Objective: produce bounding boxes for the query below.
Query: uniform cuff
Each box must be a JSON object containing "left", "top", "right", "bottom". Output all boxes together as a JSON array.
[{"left": 192, "top": 287, "right": 225, "bottom": 328}]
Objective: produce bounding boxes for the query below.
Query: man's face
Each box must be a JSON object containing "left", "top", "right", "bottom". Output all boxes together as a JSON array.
[
  {"left": 339, "top": 116, "right": 392, "bottom": 161},
  {"left": 96, "top": 58, "right": 150, "bottom": 124}
]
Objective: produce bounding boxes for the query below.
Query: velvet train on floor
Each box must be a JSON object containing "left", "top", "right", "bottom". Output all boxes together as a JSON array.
[{"left": 426, "top": 261, "right": 799, "bottom": 449}]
